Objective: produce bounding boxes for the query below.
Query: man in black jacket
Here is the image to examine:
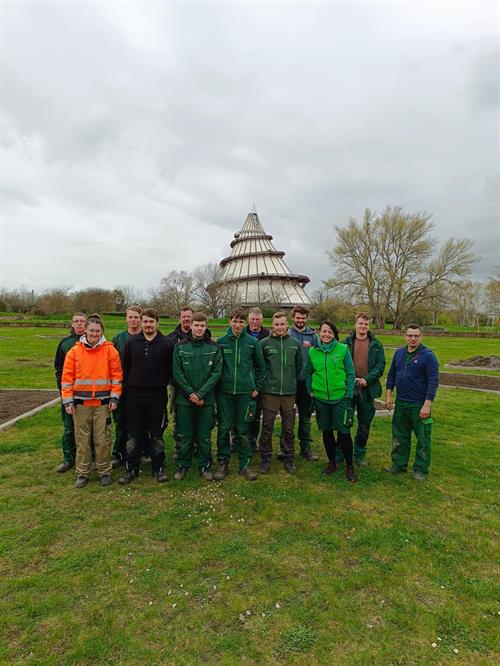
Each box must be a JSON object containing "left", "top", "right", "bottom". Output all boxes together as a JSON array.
[
  {"left": 53, "top": 312, "right": 87, "bottom": 472},
  {"left": 118, "top": 309, "right": 173, "bottom": 484},
  {"left": 244, "top": 307, "right": 269, "bottom": 450}
]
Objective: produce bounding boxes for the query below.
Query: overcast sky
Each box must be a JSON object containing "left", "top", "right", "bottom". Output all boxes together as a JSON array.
[{"left": 0, "top": 1, "right": 498, "bottom": 296}]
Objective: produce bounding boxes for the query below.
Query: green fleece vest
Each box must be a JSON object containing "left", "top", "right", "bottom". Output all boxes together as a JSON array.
[{"left": 309, "top": 343, "right": 348, "bottom": 402}]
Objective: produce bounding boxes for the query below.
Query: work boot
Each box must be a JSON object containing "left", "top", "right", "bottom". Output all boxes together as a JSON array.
[
  {"left": 100, "top": 474, "right": 112, "bottom": 487},
  {"left": 301, "top": 449, "right": 319, "bottom": 461},
  {"left": 345, "top": 466, "right": 358, "bottom": 484},
  {"left": 413, "top": 471, "right": 427, "bottom": 481},
  {"left": 213, "top": 462, "right": 229, "bottom": 481},
  {"left": 75, "top": 475, "right": 89, "bottom": 488},
  {"left": 384, "top": 466, "right": 406, "bottom": 474},
  {"left": 154, "top": 470, "right": 168, "bottom": 483},
  {"left": 141, "top": 455, "right": 152, "bottom": 465},
  {"left": 323, "top": 461, "right": 339, "bottom": 475},
  {"left": 201, "top": 468, "right": 213, "bottom": 481},
  {"left": 174, "top": 467, "right": 187, "bottom": 481},
  {"left": 284, "top": 460, "right": 296, "bottom": 474},
  {"left": 118, "top": 471, "right": 136, "bottom": 485},
  {"left": 239, "top": 468, "right": 257, "bottom": 481},
  {"left": 259, "top": 461, "right": 271, "bottom": 474},
  {"left": 56, "top": 461, "right": 73, "bottom": 473},
  {"left": 111, "top": 456, "right": 122, "bottom": 469}
]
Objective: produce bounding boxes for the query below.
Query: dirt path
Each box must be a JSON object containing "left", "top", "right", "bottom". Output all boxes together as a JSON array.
[{"left": 0, "top": 390, "right": 59, "bottom": 425}]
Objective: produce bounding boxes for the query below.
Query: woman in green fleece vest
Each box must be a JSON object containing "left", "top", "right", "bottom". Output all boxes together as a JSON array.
[{"left": 305, "top": 320, "right": 357, "bottom": 483}]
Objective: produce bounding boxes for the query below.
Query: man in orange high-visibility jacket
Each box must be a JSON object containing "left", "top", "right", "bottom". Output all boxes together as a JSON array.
[{"left": 61, "top": 314, "right": 122, "bottom": 488}]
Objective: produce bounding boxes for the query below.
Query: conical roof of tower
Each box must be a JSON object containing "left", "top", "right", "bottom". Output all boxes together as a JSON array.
[{"left": 210, "top": 210, "right": 311, "bottom": 308}]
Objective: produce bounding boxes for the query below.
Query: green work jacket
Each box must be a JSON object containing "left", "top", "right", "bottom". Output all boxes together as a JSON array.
[
  {"left": 173, "top": 332, "right": 222, "bottom": 406},
  {"left": 342, "top": 331, "right": 386, "bottom": 399},
  {"left": 306, "top": 341, "right": 355, "bottom": 402},
  {"left": 218, "top": 327, "right": 266, "bottom": 395},
  {"left": 260, "top": 333, "right": 302, "bottom": 395}
]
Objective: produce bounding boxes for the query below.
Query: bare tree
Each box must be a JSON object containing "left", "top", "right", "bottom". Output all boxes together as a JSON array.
[
  {"left": 192, "top": 262, "right": 239, "bottom": 317},
  {"left": 158, "top": 270, "right": 194, "bottom": 314},
  {"left": 327, "top": 206, "right": 478, "bottom": 328}
]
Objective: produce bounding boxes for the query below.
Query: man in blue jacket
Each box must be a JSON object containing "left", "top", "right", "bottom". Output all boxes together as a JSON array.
[{"left": 384, "top": 325, "right": 439, "bottom": 480}]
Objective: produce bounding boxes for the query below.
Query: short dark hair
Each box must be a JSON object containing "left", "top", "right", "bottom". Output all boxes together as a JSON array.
[
  {"left": 355, "top": 312, "right": 371, "bottom": 323},
  {"left": 142, "top": 308, "right": 159, "bottom": 321},
  {"left": 319, "top": 319, "right": 339, "bottom": 341},
  {"left": 229, "top": 307, "right": 246, "bottom": 321},
  {"left": 292, "top": 305, "right": 310, "bottom": 316},
  {"left": 180, "top": 306, "right": 193, "bottom": 314},
  {"left": 192, "top": 311, "right": 208, "bottom": 323},
  {"left": 86, "top": 314, "right": 104, "bottom": 332},
  {"left": 405, "top": 324, "right": 422, "bottom": 334}
]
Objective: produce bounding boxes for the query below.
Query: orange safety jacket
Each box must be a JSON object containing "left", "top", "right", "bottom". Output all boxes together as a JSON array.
[{"left": 61, "top": 337, "right": 123, "bottom": 407}]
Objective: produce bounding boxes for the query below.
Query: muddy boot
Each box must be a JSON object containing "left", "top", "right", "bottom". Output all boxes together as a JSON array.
[
  {"left": 201, "top": 468, "right": 213, "bottom": 481},
  {"left": 174, "top": 467, "right": 187, "bottom": 480},
  {"left": 345, "top": 465, "right": 358, "bottom": 484},
  {"left": 259, "top": 460, "right": 271, "bottom": 474},
  {"left": 213, "top": 462, "right": 229, "bottom": 481},
  {"left": 56, "top": 461, "right": 74, "bottom": 473},
  {"left": 239, "top": 468, "right": 257, "bottom": 481},
  {"left": 118, "top": 471, "right": 136, "bottom": 485},
  {"left": 323, "top": 461, "right": 339, "bottom": 475}
]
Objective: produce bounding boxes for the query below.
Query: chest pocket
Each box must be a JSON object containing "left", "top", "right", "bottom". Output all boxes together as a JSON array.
[
  {"left": 202, "top": 350, "right": 217, "bottom": 367},
  {"left": 179, "top": 351, "right": 194, "bottom": 365}
]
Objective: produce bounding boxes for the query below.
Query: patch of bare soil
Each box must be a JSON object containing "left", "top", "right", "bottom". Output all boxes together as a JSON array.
[
  {"left": 0, "top": 390, "right": 59, "bottom": 425},
  {"left": 447, "top": 355, "right": 500, "bottom": 370},
  {"left": 439, "top": 372, "right": 500, "bottom": 391}
]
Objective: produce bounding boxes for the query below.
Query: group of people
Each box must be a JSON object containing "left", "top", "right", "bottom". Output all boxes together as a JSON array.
[{"left": 54, "top": 304, "right": 439, "bottom": 488}]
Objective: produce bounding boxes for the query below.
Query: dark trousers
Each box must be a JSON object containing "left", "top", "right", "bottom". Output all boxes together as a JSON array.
[
  {"left": 113, "top": 389, "right": 152, "bottom": 462},
  {"left": 126, "top": 389, "right": 167, "bottom": 474},
  {"left": 176, "top": 403, "right": 214, "bottom": 470},
  {"left": 217, "top": 393, "right": 253, "bottom": 470},
  {"left": 336, "top": 388, "right": 376, "bottom": 463},
  {"left": 260, "top": 394, "right": 295, "bottom": 463},
  {"left": 280, "top": 381, "right": 313, "bottom": 454},
  {"left": 323, "top": 431, "right": 353, "bottom": 466},
  {"left": 60, "top": 401, "right": 76, "bottom": 463}
]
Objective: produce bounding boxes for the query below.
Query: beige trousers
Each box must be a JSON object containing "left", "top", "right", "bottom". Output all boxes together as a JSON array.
[{"left": 73, "top": 404, "right": 112, "bottom": 477}]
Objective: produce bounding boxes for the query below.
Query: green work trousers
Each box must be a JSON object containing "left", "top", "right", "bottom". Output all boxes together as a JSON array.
[
  {"left": 336, "top": 388, "right": 375, "bottom": 464},
  {"left": 391, "top": 400, "right": 432, "bottom": 475},
  {"left": 176, "top": 403, "right": 214, "bottom": 471},
  {"left": 112, "top": 392, "right": 127, "bottom": 460},
  {"left": 60, "top": 402, "right": 76, "bottom": 463},
  {"left": 216, "top": 393, "right": 253, "bottom": 470}
]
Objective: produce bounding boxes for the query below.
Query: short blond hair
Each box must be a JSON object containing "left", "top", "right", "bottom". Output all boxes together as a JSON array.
[
  {"left": 355, "top": 312, "right": 371, "bottom": 323},
  {"left": 272, "top": 311, "right": 288, "bottom": 321}
]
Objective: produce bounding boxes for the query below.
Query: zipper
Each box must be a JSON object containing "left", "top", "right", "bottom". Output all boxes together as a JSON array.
[
  {"left": 233, "top": 337, "right": 238, "bottom": 394},
  {"left": 324, "top": 350, "right": 331, "bottom": 400},
  {"left": 280, "top": 337, "right": 284, "bottom": 395}
]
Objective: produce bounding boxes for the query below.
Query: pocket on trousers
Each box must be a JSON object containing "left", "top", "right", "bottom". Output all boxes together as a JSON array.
[{"left": 244, "top": 397, "right": 257, "bottom": 423}]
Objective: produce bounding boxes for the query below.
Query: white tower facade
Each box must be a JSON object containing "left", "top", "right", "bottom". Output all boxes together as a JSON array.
[{"left": 210, "top": 210, "right": 311, "bottom": 308}]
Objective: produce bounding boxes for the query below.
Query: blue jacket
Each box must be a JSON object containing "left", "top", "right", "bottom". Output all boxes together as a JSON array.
[
  {"left": 386, "top": 344, "right": 439, "bottom": 403},
  {"left": 288, "top": 326, "right": 319, "bottom": 382}
]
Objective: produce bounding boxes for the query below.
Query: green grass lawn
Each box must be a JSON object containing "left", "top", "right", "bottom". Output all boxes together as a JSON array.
[{"left": 0, "top": 387, "right": 499, "bottom": 664}]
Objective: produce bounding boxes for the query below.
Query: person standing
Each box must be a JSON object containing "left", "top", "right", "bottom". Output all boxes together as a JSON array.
[
  {"left": 259, "top": 311, "right": 302, "bottom": 475},
  {"left": 172, "top": 312, "right": 222, "bottom": 481},
  {"left": 213, "top": 307, "right": 266, "bottom": 481},
  {"left": 306, "top": 319, "right": 358, "bottom": 483},
  {"left": 284, "top": 305, "right": 320, "bottom": 461},
  {"left": 118, "top": 309, "right": 173, "bottom": 485},
  {"left": 53, "top": 312, "right": 87, "bottom": 472},
  {"left": 167, "top": 307, "right": 194, "bottom": 457},
  {"left": 384, "top": 325, "right": 439, "bottom": 480},
  {"left": 111, "top": 306, "right": 142, "bottom": 468},
  {"left": 338, "top": 313, "right": 386, "bottom": 466},
  {"left": 242, "top": 307, "right": 269, "bottom": 450},
  {"left": 61, "top": 315, "right": 122, "bottom": 487}
]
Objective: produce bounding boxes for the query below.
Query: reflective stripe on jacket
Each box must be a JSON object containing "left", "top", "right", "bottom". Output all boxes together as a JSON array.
[{"left": 61, "top": 339, "right": 123, "bottom": 406}]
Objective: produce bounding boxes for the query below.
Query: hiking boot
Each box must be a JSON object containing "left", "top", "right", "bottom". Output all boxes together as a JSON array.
[
  {"left": 154, "top": 471, "right": 168, "bottom": 483},
  {"left": 100, "top": 474, "right": 112, "bottom": 487},
  {"left": 56, "top": 461, "right": 73, "bottom": 473},
  {"left": 384, "top": 466, "right": 406, "bottom": 474},
  {"left": 111, "top": 456, "right": 123, "bottom": 469},
  {"left": 284, "top": 460, "right": 296, "bottom": 474},
  {"left": 201, "top": 469, "right": 213, "bottom": 481},
  {"left": 346, "top": 465, "right": 358, "bottom": 483},
  {"left": 141, "top": 456, "right": 152, "bottom": 465},
  {"left": 323, "top": 461, "right": 339, "bottom": 475},
  {"left": 413, "top": 471, "right": 427, "bottom": 481},
  {"left": 171, "top": 450, "right": 179, "bottom": 460},
  {"left": 213, "top": 462, "right": 229, "bottom": 481},
  {"left": 239, "top": 468, "right": 257, "bottom": 481},
  {"left": 259, "top": 461, "right": 271, "bottom": 474},
  {"left": 301, "top": 449, "right": 319, "bottom": 461},
  {"left": 75, "top": 475, "right": 89, "bottom": 488},
  {"left": 276, "top": 451, "right": 285, "bottom": 461},
  {"left": 174, "top": 467, "right": 187, "bottom": 481},
  {"left": 118, "top": 471, "right": 136, "bottom": 485}
]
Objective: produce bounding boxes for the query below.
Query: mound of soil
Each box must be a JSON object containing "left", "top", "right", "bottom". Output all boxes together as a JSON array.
[
  {"left": 0, "top": 390, "right": 59, "bottom": 425},
  {"left": 448, "top": 355, "right": 500, "bottom": 369},
  {"left": 439, "top": 372, "right": 500, "bottom": 391}
]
